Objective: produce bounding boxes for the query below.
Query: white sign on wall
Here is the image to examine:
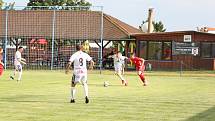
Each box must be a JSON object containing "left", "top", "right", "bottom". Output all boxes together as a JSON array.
[
  {"left": 184, "top": 35, "right": 192, "bottom": 42},
  {"left": 192, "top": 47, "right": 199, "bottom": 56},
  {"left": 172, "top": 42, "right": 199, "bottom": 55}
]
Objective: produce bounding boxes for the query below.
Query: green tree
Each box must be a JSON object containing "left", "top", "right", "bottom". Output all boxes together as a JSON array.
[
  {"left": 0, "top": 0, "right": 3, "bottom": 9},
  {"left": 139, "top": 20, "right": 166, "bottom": 32},
  {"left": 152, "top": 21, "right": 166, "bottom": 32},
  {"left": 26, "top": 0, "right": 92, "bottom": 10},
  {"left": 65, "top": 0, "right": 91, "bottom": 6}
]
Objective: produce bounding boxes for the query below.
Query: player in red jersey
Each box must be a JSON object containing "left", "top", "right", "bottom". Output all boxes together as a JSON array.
[
  {"left": 130, "top": 53, "right": 148, "bottom": 86},
  {"left": 0, "top": 48, "right": 4, "bottom": 77}
]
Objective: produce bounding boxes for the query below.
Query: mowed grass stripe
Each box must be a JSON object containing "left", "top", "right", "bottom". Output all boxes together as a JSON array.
[{"left": 0, "top": 70, "right": 214, "bottom": 121}]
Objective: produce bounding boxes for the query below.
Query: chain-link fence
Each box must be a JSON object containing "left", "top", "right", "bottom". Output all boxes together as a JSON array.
[{"left": 0, "top": 6, "right": 104, "bottom": 70}]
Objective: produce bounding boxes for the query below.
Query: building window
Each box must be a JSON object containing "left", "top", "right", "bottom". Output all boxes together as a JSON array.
[
  {"left": 139, "top": 41, "right": 147, "bottom": 59},
  {"left": 212, "top": 43, "right": 215, "bottom": 58},
  {"left": 148, "top": 42, "right": 162, "bottom": 60},
  {"left": 201, "top": 42, "right": 212, "bottom": 58},
  {"left": 163, "top": 42, "right": 172, "bottom": 60},
  {"left": 0, "top": 38, "right": 3, "bottom": 47}
]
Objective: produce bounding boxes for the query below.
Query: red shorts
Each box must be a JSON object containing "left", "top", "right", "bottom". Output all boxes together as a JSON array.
[
  {"left": 0, "top": 64, "right": 4, "bottom": 76},
  {"left": 136, "top": 65, "right": 145, "bottom": 72}
]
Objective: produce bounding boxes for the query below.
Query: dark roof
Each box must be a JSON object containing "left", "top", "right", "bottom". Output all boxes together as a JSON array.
[
  {"left": 0, "top": 10, "right": 143, "bottom": 40},
  {"left": 132, "top": 31, "right": 215, "bottom": 42}
]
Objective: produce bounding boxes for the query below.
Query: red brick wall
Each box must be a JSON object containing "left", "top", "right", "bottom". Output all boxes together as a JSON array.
[
  {"left": 0, "top": 11, "right": 6, "bottom": 36},
  {"left": 193, "top": 57, "right": 215, "bottom": 70},
  {"left": 133, "top": 31, "right": 215, "bottom": 70},
  {"left": 146, "top": 55, "right": 215, "bottom": 70},
  {"left": 146, "top": 60, "right": 181, "bottom": 70}
]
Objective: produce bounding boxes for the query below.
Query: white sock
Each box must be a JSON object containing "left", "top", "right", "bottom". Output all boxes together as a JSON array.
[
  {"left": 71, "top": 87, "right": 76, "bottom": 100},
  {"left": 83, "top": 83, "right": 88, "bottom": 97},
  {"left": 122, "top": 68, "right": 125, "bottom": 75},
  {"left": 117, "top": 73, "right": 125, "bottom": 81},
  {"left": 17, "top": 71, "right": 22, "bottom": 81},
  {"left": 12, "top": 70, "right": 16, "bottom": 77}
]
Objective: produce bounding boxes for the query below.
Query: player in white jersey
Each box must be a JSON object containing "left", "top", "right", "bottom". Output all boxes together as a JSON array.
[
  {"left": 10, "top": 47, "right": 26, "bottom": 81},
  {"left": 66, "top": 45, "right": 94, "bottom": 104},
  {"left": 112, "top": 51, "right": 128, "bottom": 86}
]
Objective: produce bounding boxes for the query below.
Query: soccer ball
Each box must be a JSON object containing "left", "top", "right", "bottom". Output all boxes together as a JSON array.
[{"left": 103, "top": 81, "right": 109, "bottom": 87}]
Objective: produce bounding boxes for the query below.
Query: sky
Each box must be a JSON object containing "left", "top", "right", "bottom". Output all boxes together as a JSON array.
[{"left": 3, "top": 0, "right": 215, "bottom": 31}]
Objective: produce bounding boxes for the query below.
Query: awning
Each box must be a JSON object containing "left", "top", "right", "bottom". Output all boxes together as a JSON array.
[
  {"left": 30, "top": 39, "right": 48, "bottom": 44},
  {"left": 37, "top": 39, "right": 48, "bottom": 44}
]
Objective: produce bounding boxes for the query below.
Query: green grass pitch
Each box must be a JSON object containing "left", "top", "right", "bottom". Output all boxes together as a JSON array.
[{"left": 0, "top": 70, "right": 215, "bottom": 121}]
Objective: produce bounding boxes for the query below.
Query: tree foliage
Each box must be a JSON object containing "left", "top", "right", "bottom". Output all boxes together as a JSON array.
[
  {"left": 139, "top": 20, "right": 166, "bottom": 32},
  {"left": 0, "top": 0, "right": 3, "bottom": 9},
  {"left": 152, "top": 21, "right": 166, "bottom": 32},
  {"left": 26, "top": 0, "right": 92, "bottom": 10}
]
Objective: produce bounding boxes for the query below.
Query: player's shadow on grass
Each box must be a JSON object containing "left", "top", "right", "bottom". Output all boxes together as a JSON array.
[
  {"left": 88, "top": 83, "right": 123, "bottom": 87},
  {"left": 184, "top": 106, "right": 215, "bottom": 121},
  {"left": 0, "top": 95, "right": 68, "bottom": 103},
  {"left": 0, "top": 99, "right": 69, "bottom": 104}
]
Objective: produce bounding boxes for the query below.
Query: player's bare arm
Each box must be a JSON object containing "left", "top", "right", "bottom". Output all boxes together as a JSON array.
[
  {"left": 141, "top": 58, "right": 145, "bottom": 63},
  {"left": 0, "top": 62, "right": 4, "bottom": 66},
  {"left": 18, "top": 58, "right": 26, "bottom": 65},
  {"left": 65, "top": 62, "right": 72, "bottom": 74},
  {"left": 21, "top": 58, "right": 26, "bottom": 62},
  {"left": 21, "top": 58, "right": 27, "bottom": 64},
  {"left": 89, "top": 60, "right": 94, "bottom": 70},
  {"left": 123, "top": 56, "right": 129, "bottom": 60}
]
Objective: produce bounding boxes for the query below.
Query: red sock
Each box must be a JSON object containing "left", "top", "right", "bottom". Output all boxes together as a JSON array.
[{"left": 138, "top": 73, "right": 145, "bottom": 83}]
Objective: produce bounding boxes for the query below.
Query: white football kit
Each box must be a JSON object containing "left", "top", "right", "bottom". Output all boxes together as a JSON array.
[
  {"left": 69, "top": 51, "right": 92, "bottom": 84},
  {"left": 113, "top": 55, "right": 126, "bottom": 72},
  {"left": 14, "top": 51, "right": 22, "bottom": 72}
]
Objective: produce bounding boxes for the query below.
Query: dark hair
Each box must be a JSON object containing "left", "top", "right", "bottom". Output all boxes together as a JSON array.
[
  {"left": 18, "top": 46, "right": 23, "bottom": 49},
  {"left": 130, "top": 53, "right": 135, "bottom": 57},
  {"left": 115, "top": 51, "right": 120, "bottom": 54},
  {"left": 76, "top": 45, "right": 82, "bottom": 51}
]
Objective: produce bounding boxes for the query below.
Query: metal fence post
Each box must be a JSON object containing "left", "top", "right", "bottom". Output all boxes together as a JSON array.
[
  {"left": 51, "top": 9, "right": 56, "bottom": 70},
  {"left": 99, "top": 6, "right": 104, "bottom": 74},
  {"left": 4, "top": 10, "right": 8, "bottom": 70},
  {"left": 180, "top": 60, "right": 183, "bottom": 77}
]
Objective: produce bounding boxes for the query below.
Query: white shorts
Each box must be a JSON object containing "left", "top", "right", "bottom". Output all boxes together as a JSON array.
[
  {"left": 114, "top": 66, "right": 122, "bottom": 73},
  {"left": 15, "top": 64, "right": 22, "bottom": 72},
  {"left": 72, "top": 73, "right": 87, "bottom": 85}
]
